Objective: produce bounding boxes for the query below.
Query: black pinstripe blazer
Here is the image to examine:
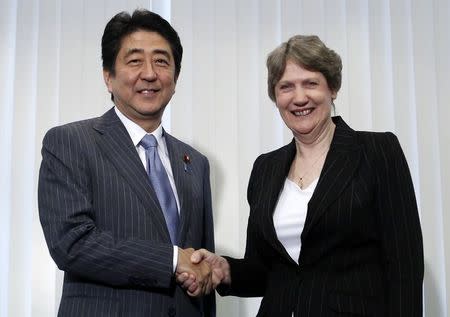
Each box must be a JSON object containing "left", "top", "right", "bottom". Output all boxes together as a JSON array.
[
  {"left": 222, "top": 116, "right": 423, "bottom": 317},
  {"left": 38, "top": 108, "right": 215, "bottom": 317}
]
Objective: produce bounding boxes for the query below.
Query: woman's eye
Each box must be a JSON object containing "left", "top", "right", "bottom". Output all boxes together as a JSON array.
[{"left": 279, "top": 84, "right": 291, "bottom": 90}]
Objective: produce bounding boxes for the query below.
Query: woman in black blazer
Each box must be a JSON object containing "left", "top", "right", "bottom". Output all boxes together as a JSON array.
[{"left": 178, "top": 35, "right": 423, "bottom": 317}]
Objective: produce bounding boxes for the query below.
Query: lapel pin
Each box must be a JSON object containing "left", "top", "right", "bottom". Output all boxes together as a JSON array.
[{"left": 183, "top": 154, "right": 190, "bottom": 172}]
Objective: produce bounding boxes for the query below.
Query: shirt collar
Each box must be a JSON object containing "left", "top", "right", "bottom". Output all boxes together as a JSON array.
[{"left": 114, "top": 106, "right": 165, "bottom": 148}]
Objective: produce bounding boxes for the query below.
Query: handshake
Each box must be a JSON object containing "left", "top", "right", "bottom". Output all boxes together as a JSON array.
[{"left": 176, "top": 248, "right": 231, "bottom": 297}]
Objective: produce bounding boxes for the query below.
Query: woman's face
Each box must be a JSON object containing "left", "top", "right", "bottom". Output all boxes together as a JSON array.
[{"left": 275, "top": 60, "right": 336, "bottom": 141}]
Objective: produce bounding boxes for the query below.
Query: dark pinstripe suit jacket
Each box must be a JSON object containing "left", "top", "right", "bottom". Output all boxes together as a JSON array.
[
  {"left": 222, "top": 116, "right": 423, "bottom": 317},
  {"left": 38, "top": 108, "right": 215, "bottom": 317}
]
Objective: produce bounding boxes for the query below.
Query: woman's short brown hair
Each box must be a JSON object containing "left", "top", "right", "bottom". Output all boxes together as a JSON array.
[{"left": 266, "top": 35, "right": 342, "bottom": 102}]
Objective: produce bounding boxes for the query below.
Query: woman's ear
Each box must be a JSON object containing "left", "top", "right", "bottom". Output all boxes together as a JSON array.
[{"left": 331, "top": 90, "right": 337, "bottom": 100}]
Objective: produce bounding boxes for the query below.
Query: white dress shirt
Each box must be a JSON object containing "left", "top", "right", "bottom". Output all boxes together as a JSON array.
[{"left": 114, "top": 107, "right": 179, "bottom": 271}]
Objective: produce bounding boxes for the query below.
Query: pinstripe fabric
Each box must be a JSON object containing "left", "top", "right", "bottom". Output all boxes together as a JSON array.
[
  {"left": 38, "top": 108, "right": 215, "bottom": 317},
  {"left": 222, "top": 116, "right": 423, "bottom": 317}
]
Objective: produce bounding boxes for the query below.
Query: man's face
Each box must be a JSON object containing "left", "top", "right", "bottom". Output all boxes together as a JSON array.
[{"left": 104, "top": 30, "right": 177, "bottom": 131}]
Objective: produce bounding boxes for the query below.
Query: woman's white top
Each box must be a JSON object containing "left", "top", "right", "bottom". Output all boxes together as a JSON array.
[{"left": 273, "top": 177, "right": 318, "bottom": 264}]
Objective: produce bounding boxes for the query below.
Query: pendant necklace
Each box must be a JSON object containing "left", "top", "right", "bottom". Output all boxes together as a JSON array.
[{"left": 297, "top": 147, "right": 329, "bottom": 189}]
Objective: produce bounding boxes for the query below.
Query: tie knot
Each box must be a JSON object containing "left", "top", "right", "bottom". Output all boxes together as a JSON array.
[{"left": 140, "top": 134, "right": 158, "bottom": 150}]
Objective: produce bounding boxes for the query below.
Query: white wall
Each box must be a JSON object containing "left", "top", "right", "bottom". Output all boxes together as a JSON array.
[{"left": 1, "top": 0, "right": 449, "bottom": 316}]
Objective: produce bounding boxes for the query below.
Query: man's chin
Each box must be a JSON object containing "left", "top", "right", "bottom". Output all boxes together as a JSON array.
[
  {"left": 134, "top": 106, "right": 167, "bottom": 122},
  {"left": 138, "top": 108, "right": 165, "bottom": 118}
]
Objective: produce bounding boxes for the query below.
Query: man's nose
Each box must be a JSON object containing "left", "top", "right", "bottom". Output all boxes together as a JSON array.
[{"left": 141, "top": 61, "right": 157, "bottom": 81}]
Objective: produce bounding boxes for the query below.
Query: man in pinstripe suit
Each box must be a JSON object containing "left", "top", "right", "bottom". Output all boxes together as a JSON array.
[{"left": 38, "top": 9, "right": 215, "bottom": 316}]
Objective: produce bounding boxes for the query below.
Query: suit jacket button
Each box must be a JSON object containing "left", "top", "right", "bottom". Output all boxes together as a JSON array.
[{"left": 168, "top": 307, "right": 176, "bottom": 316}]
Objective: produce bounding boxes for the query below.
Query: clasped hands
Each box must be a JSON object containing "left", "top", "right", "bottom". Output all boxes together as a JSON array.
[{"left": 176, "top": 248, "right": 230, "bottom": 297}]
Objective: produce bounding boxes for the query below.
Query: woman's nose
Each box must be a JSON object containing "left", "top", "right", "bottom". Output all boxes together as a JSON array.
[{"left": 293, "top": 87, "right": 308, "bottom": 105}]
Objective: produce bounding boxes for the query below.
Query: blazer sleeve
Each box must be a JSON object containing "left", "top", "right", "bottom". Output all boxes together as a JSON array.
[
  {"left": 218, "top": 155, "right": 270, "bottom": 297},
  {"left": 375, "top": 132, "right": 424, "bottom": 316},
  {"left": 38, "top": 126, "right": 174, "bottom": 289}
]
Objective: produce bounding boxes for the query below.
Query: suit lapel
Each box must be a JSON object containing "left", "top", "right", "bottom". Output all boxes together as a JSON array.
[
  {"left": 164, "top": 131, "right": 191, "bottom": 245},
  {"left": 92, "top": 108, "right": 170, "bottom": 242},
  {"left": 302, "top": 117, "right": 362, "bottom": 239}
]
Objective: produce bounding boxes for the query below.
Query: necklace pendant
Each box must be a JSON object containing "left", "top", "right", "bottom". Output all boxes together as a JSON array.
[{"left": 299, "top": 177, "right": 303, "bottom": 189}]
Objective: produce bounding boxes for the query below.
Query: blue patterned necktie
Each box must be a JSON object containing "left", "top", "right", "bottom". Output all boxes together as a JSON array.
[{"left": 140, "top": 134, "right": 179, "bottom": 245}]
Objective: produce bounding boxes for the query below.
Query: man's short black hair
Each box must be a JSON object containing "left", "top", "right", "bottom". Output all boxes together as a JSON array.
[{"left": 102, "top": 9, "right": 183, "bottom": 78}]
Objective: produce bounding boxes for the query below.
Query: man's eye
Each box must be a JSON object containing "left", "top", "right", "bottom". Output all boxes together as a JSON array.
[
  {"left": 155, "top": 59, "right": 169, "bottom": 65},
  {"left": 128, "top": 59, "right": 141, "bottom": 65}
]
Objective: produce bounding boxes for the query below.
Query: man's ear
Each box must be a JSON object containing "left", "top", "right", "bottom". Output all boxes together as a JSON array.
[{"left": 103, "top": 69, "right": 113, "bottom": 93}]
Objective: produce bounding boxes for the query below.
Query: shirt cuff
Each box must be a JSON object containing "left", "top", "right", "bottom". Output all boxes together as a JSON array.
[{"left": 173, "top": 246, "right": 178, "bottom": 273}]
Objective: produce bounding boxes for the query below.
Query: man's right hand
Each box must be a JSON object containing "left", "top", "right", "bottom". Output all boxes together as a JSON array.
[
  {"left": 176, "top": 248, "right": 231, "bottom": 297},
  {"left": 176, "top": 248, "right": 213, "bottom": 296}
]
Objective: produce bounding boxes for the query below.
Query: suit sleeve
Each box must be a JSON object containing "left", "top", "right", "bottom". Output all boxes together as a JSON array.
[
  {"left": 218, "top": 156, "right": 269, "bottom": 297},
  {"left": 38, "top": 126, "right": 174, "bottom": 289},
  {"left": 201, "top": 158, "right": 215, "bottom": 254},
  {"left": 375, "top": 132, "right": 424, "bottom": 316}
]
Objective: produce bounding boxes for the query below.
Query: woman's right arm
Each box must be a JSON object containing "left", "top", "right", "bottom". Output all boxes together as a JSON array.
[{"left": 178, "top": 155, "right": 271, "bottom": 297}]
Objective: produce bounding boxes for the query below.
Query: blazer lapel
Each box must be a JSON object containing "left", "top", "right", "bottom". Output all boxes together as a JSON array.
[
  {"left": 92, "top": 108, "right": 170, "bottom": 241},
  {"left": 262, "top": 141, "right": 297, "bottom": 259},
  {"left": 302, "top": 116, "right": 362, "bottom": 239},
  {"left": 164, "top": 131, "right": 191, "bottom": 245}
]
